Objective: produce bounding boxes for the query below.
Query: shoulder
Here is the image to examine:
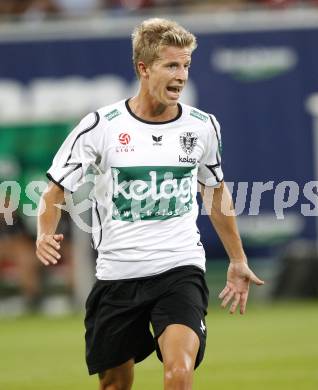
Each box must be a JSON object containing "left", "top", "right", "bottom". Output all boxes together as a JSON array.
[
  {"left": 96, "top": 99, "right": 126, "bottom": 124},
  {"left": 180, "top": 103, "right": 221, "bottom": 135},
  {"left": 181, "top": 103, "right": 210, "bottom": 124},
  {"left": 76, "top": 111, "right": 101, "bottom": 132},
  {"left": 181, "top": 103, "right": 219, "bottom": 127},
  {"left": 74, "top": 100, "right": 126, "bottom": 135}
]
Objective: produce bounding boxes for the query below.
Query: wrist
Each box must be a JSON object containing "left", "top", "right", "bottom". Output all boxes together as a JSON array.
[
  {"left": 229, "top": 257, "right": 247, "bottom": 264},
  {"left": 36, "top": 233, "right": 46, "bottom": 247},
  {"left": 36, "top": 236, "right": 42, "bottom": 248}
]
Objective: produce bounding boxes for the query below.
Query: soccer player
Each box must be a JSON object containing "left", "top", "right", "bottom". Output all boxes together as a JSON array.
[{"left": 36, "top": 18, "right": 264, "bottom": 390}]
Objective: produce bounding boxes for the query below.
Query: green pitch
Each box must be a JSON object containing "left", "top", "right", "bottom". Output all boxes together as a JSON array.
[{"left": 0, "top": 302, "right": 317, "bottom": 390}]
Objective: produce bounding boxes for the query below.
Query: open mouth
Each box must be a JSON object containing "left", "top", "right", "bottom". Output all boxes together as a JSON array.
[{"left": 167, "top": 86, "right": 181, "bottom": 94}]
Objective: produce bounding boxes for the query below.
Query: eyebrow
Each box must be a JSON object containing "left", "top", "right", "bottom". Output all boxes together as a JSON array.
[{"left": 165, "top": 61, "right": 191, "bottom": 66}]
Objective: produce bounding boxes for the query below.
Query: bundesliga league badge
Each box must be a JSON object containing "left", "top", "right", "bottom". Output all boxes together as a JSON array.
[{"left": 179, "top": 132, "right": 198, "bottom": 155}]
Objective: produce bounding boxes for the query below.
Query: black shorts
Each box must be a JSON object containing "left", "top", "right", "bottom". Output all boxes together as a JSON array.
[{"left": 84, "top": 265, "right": 209, "bottom": 375}]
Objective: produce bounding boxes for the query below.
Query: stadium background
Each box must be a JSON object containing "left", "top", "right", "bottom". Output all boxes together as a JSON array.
[{"left": 0, "top": 2, "right": 318, "bottom": 389}]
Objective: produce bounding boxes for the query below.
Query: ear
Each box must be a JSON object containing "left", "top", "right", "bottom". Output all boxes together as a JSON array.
[{"left": 138, "top": 61, "right": 149, "bottom": 78}]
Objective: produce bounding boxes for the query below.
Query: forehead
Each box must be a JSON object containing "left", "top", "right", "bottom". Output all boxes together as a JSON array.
[{"left": 156, "top": 46, "right": 192, "bottom": 63}]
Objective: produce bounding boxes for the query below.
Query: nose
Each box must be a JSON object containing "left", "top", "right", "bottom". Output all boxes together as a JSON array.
[{"left": 175, "top": 66, "right": 188, "bottom": 83}]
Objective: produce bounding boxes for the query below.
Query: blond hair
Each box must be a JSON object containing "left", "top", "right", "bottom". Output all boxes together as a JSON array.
[{"left": 132, "top": 18, "right": 197, "bottom": 78}]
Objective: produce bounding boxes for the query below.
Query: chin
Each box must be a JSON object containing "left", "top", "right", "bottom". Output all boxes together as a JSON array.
[{"left": 165, "top": 98, "right": 179, "bottom": 106}]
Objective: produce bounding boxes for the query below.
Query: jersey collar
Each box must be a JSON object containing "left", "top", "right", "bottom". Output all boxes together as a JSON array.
[{"left": 125, "top": 99, "right": 182, "bottom": 125}]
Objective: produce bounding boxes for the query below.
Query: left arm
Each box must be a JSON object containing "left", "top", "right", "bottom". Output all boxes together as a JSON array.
[{"left": 200, "top": 181, "right": 264, "bottom": 314}]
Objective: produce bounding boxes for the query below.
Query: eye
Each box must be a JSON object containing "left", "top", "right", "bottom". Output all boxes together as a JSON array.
[{"left": 167, "top": 64, "right": 178, "bottom": 70}]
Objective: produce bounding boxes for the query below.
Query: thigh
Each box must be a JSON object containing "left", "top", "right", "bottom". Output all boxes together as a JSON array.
[
  {"left": 85, "top": 279, "right": 155, "bottom": 375},
  {"left": 158, "top": 323, "right": 199, "bottom": 370},
  {"left": 98, "top": 359, "right": 134, "bottom": 390},
  {"left": 151, "top": 268, "right": 209, "bottom": 369}
]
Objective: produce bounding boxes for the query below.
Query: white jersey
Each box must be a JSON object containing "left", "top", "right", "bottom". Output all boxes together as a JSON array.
[{"left": 47, "top": 99, "right": 224, "bottom": 280}]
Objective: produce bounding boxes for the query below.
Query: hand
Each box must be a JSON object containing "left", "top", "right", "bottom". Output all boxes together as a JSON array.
[
  {"left": 36, "top": 234, "right": 64, "bottom": 266},
  {"left": 219, "top": 262, "right": 264, "bottom": 315}
]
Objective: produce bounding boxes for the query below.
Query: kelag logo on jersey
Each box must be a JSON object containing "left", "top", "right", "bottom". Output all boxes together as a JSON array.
[{"left": 111, "top": 166, "right": 195, "bottom": 221}]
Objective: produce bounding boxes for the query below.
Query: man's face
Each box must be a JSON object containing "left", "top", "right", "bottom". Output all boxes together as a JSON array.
[{"left": 141, "top": 46, "right": 192, "bottom": 107}]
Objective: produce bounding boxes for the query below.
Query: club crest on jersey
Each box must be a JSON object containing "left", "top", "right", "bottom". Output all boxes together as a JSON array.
[{"left": 179, "top": 132, "right": 198, "bottom": 155}]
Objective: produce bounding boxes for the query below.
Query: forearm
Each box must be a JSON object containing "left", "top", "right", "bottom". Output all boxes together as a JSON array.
[
  {"left": 37, "top": 184, "right": 64, "bottom": 240},
  {"left": 202, "top": 182, "right": 246, "bottom": 263},
  {"left": 210, "top": 207, "right": 246, "bottom": 263},
  {"left": 36, "top": 183, "right": 66, "bottom": 266}
]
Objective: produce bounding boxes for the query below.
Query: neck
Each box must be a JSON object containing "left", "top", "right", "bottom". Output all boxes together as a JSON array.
[{"left": 129, "top": 93, "right": 179, "bottom": 122}]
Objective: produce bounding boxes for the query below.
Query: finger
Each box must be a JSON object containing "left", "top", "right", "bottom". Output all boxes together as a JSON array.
[
  {"left": 39, "top": 242, "right": 61, "bottom": 260},
  {"left": 221, "top": 290, "right": 234, "bottom": 308},
  {"left": 48, "top": 237, "right": 61, "bottom": 250},
  {"left": 36, "top": 251, "right": 50, "bottom": 266},
  {"left": 43, "top": 253, "right": 58, "bottom": 265},
  {"left": 230, "top": 293, "right": 241, "bottom": 314},
  {"left": 54, "top": 234, "right": 64, "bottom": 242},
  {"left": 45, "top": 245, "right": 61, "bottom": 260},
  {"left": 240, "top": 292, "right": 248, "bottom": 315},
  {"left": 37, "top": 248, "right": 58, "bottom": 265},
  {"left": 249, "top": 271, "right": 265, "bottom": 286},
  {"left": 219, "top": 286, "right": 230, "bottom": 299}
]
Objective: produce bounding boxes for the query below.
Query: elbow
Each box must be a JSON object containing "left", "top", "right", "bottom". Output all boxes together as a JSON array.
[{"left": 42, "top": 182, "right": 65, "bottom": 207}]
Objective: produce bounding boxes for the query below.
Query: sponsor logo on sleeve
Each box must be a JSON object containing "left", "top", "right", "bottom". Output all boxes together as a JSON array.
[
  {"left": 105, "top": 109, "right": 121, "bottom": 121},
  {"left": 190, "top": 109, "right": 208, "bottom": 122}
]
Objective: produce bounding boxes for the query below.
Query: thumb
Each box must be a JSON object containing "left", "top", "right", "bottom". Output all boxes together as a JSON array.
[
  {"left": 53, "top": 234, "right": 64, "bottom": 242},
  {"left": 249, "top": 271, "right": 265, "bottom": 286}
]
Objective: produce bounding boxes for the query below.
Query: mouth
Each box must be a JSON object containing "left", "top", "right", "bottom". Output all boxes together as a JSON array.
[
  {"left": 167, "top": 86, "right": 182, "bottom": 93},
  {"left": 166, "top": 86, "right": 182, "bottom": 99}
]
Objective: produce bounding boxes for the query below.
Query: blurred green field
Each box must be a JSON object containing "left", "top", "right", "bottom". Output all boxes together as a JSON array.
[{"left": 0, "top": 301, "right": 317, "bottom": 390}]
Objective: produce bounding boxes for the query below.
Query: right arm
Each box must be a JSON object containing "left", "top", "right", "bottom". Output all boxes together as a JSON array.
[{"left": 36, "top": 182, "right": 65, "bottom": 266}]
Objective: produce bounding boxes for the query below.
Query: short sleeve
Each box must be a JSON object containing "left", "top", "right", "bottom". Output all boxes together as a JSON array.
[
  {"left": 47, "top": 111, "right": 101, "bottom": 193},
  {"left": 197, "top": 114, "right": 224, "bottom": 187}
]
